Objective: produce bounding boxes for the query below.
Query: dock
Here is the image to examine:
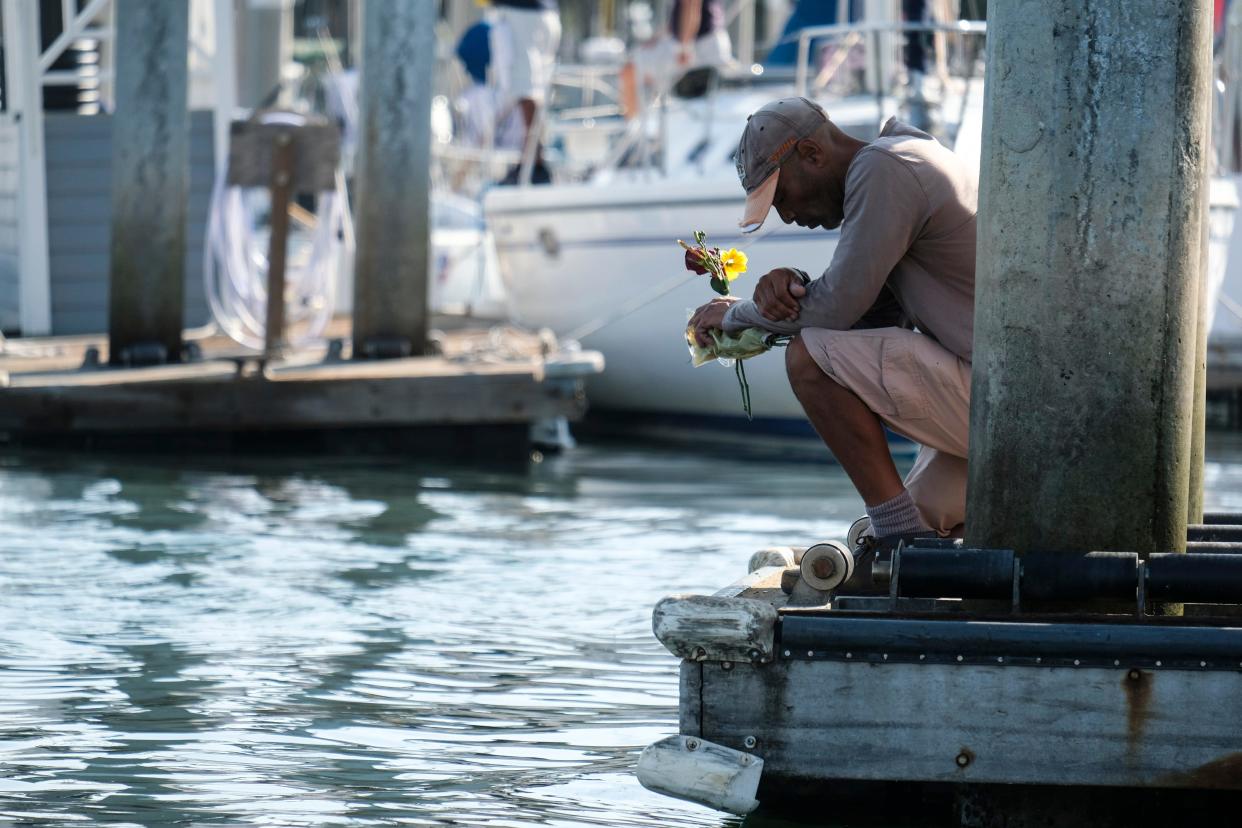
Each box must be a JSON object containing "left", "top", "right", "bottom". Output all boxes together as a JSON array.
[
  {"left": 0, "top": 2, "right": 601, "bottom": 460},
  {"left": 634, "top": 2, "right": 1242, "bottom": 825},
  {"left": 0, "top": 320, "right": 602, "bottom": 458},
  {"left": 640, "top": 525, "right": 1242, "bottom": 825}
]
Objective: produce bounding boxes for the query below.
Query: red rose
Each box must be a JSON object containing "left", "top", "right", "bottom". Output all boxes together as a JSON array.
[{"left": 684, "top": 247, "right": 711, "bottom": 275}]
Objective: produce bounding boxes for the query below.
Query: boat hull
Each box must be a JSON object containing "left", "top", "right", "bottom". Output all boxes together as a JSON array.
[
  {"left": 487, "top": 180, "right": 837, "bottom": 424},
  {"left": 487, "top": 170, "right": 1238, "bottom": 439}
]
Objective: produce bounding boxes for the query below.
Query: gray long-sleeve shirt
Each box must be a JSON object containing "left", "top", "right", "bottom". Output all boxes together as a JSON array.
[{"left": 722, "top": 118, "right": 978, "bottom": 363}]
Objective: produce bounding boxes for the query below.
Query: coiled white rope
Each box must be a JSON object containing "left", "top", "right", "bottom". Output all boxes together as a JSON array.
[{"left": 203, "top": 111, "right": 351, "bottom": 351}]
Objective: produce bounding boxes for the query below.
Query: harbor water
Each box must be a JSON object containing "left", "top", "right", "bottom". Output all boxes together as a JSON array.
[{"left": 7, "top": 435, "right": 1242, "bottom": 826}]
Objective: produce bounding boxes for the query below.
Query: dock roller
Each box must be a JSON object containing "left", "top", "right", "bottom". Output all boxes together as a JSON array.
[{"left": 798, "top": 541, "right": 854, "bottom": 591}]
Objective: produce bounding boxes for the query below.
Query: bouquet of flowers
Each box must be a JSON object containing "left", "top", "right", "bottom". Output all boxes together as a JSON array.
[
  {"left": 679, "top": 231, "right": 790, "bottom": 418},
  {"left": 678, "top": 231, "right": 748, "bottom": 296}
]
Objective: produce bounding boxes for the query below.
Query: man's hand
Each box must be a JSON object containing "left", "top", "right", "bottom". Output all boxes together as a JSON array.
[
  {"left": 688, "top": 296, "right": 737, "bottom": 347},
  {"left": 753, "top": 268, "right": 807, "bottom": 322}
]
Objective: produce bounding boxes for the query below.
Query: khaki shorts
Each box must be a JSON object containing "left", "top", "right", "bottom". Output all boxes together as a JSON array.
[{"left": 800, "top": 327, "right": 971, "bottom": 534}]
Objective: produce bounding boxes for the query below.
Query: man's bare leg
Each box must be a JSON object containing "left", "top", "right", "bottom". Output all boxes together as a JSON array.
[
  {"left": 517, "top": 98, "right": 538, "bottom": 160},
  {"left": 517, "top": 98, "right": 537, "bottom": 130},
  {"left": 512, "top": 97, "right": 549, "bottom": 183},
  {"left": 786, "top": 336, "right": 931, "bottom": 537}
]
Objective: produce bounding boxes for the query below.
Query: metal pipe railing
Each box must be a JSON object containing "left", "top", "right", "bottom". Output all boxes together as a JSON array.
[{"left": 793, "top": 19, "right": 987, "bottom": 97}]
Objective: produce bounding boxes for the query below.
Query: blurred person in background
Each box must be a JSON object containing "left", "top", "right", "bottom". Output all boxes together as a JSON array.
[
  {"left": 453, "top": 14, "right": 525, "bottom": 152},
  {"left": 489, "top": 0, "right": 562, "bottom": 184},
  {"left": 669, "top": 0, "right": 734, "bottom": 70},
  {"left": 626, "top": 0, "right": 733, "bottom": 104}
]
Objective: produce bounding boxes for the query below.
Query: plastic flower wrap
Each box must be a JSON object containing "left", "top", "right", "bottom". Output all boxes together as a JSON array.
[
  {"left": 678, "top": 231, "right": 791, "bottom": 419},
  {"left": 685, "top": 326, "right": 775, "bottom": 368}
]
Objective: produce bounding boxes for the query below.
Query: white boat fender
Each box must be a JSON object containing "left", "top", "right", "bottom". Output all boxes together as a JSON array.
[
  {"left": 747, "top": 546, "right": 799, "bottom": 572},
  {"left": 652, "top": 594, "right": 778, "bottom": 663},
  {"left": 636, "top": 735, "right": 762, "bottom": 815}
]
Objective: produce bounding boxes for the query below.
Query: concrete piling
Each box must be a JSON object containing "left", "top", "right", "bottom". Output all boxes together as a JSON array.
[
  {"left": 351, "top": 0, "right": 436, "bottom": 359},
  {"left": 967, "top": 1, "right": 1213, "bottom": 554},
  {"left": 108, "top": 0, "right": 190, "bottom": 365}
]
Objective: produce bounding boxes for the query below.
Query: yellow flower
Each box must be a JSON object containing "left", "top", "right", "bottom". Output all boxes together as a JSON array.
[{"left": 720, "top": 248, "right": 748, "bottom": 282}]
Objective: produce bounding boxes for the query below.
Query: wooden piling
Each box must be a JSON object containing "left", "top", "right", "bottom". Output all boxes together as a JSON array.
[
  {"left": 263, "top": 130, "right": 295, "bottom": 360},
  {"left": 108, "top": 0, "right": 189, "bottom": 365},
  {"left": 967, "top": 1, "right": 1213, "bottom": 554},
  {"left": 352, "top": 0, "right": 436, "bottom": 359}
]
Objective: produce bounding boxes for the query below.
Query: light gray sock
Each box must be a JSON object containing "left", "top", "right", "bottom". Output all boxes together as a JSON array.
[{"left": 865, "top": 489, "right": 930, "bottom": 538}]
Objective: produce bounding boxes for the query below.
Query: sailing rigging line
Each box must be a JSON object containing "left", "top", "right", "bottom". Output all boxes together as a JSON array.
[{"left": 560, "top": 221, "right": 783, "bottom": 344}]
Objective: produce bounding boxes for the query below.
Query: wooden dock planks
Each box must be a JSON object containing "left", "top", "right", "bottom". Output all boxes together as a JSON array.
[{"left": 0, "top": 323, "right": 601, "bottom": 444}]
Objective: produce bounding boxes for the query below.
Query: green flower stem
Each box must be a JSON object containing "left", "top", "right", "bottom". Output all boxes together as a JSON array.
[{"left": 735, "top": 359, "right": 752, "bottom": 420}]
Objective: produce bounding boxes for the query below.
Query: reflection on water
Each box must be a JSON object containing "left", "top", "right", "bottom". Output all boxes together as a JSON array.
[
  {"left": 4, "top": 434, "right": 1242, "bottom": 825},
  {"left": 0, "top": 441, "right": 860, "bottom": 826}
]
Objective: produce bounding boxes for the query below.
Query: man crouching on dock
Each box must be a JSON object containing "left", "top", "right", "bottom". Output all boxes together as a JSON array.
[{"left": 689, "top": 97, "right": 976, "bottom": 538}]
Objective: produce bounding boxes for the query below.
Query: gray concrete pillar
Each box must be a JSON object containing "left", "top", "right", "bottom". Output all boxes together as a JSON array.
[
  {"left": 966, "top": 1, "right": 1212, "bottom": 555},
  {"left": 108, "top": 0, "right": 189, "bottom": 364},
  {"left": 351, "top": 0, "right": 435, "bottom": 358}
]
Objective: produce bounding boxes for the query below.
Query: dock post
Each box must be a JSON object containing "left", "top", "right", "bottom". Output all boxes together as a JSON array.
[
  {"left": 352, "top": 0, "right": 436, "bottom": 359},
  {"left": 967, "top": 1, "right": 1212, "bottom": 555},
  {"left": 108, "top": 0, "right": 190, "bottom": 366},
  {"left": 263, "top": 130, "right": 295, "bottom": 361}
]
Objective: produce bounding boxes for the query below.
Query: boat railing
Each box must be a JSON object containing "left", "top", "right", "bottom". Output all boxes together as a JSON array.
[
  {"left": 547, "top": 62, "right": 626, "bottom": 116},
  {"left": 475, "top": 7, "right": 1242, "bottom": 190},
  {"left": 488, "top": 17, "right": 990, "bottom": 189},
  {"left": 793, "top": 19, "right": 987, "bottom": 100}
]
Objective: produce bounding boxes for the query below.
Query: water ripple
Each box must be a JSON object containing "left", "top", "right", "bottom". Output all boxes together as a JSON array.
[{"left": 10, "top": 438, "right": 1236, "bottom": 824}]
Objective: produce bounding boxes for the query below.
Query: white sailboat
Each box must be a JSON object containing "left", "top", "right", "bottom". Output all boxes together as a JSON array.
[{"left": 480, "top": 18, "right": 1238, "bottom": 436}]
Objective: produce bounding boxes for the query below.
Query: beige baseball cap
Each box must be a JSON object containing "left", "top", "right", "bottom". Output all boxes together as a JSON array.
[{"left": 736, "top": 97, "right": 829, "bottom": 232}]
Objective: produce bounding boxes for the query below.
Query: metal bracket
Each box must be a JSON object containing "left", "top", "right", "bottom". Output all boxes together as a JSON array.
[
  {"left": 787, "top": 578, "right": 832, "bottom": 607},
  {"left": 888, "top": 541, "right": 903, "bottom": 612},
  {"left": 1012, "top": 557, "right": 1023, "bottom": 613},
  {"left": 116, "top": 341, "right": 168, "bottom": 367},
  {"left": 1136, "top": 558, "right": 1148, "bottom": 619},
  {"left": 359, "top": 336, "right": 415, "bottom": 360}
]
